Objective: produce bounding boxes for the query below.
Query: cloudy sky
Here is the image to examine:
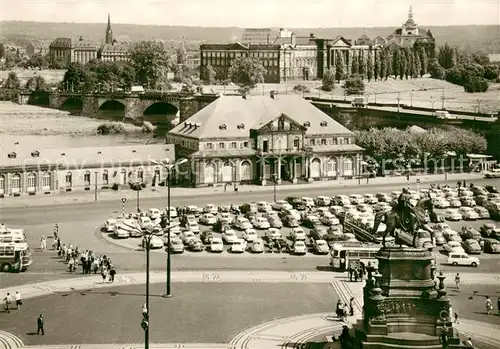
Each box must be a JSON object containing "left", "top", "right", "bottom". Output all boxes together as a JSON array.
[{"left": 0, "top": 0, "right": 499, "bottom": 27}]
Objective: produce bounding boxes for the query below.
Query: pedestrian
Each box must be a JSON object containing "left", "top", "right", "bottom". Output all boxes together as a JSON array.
[
  {"left": 3, "top": 293, "right": 12, "bottom": 313},
  {"left": 463, "top": 180, "right": 466, "bottom": 188},
  {"left": 68, "top": 258, "right": 75, "bottom": 274},
  {"left": 453, "top": 311, "right": 459, "bottom": 324},
  {"left": 439, "top": 329, "right": 448, "bottom": 348},
  {"left": 56, "top": 238, "right": 61, "bottom": 250},
  {"left": 109, "top": 266, "right": 116, "bottom": 283},
  {"left": 348, "top": 266, "right": 353, "bottom": 282},
  {"left": 101, "top": 267, "right": 108, "bottom": 283},
  {"left": 53, "top": 223, "right": 58, "bottom": 240},
  {"left": 342, "top": 304, "right": 349, "bottom": 322},
  {"left": 454, "top": 273, "right": 460, "bottom": 289},
  {"left": 15, "top": 291, "right": 22, "bottom": 310},
  {"left": 40, "top": 236, "right": 46, "bottom": 252},
  {"left": 457, "top": 181, "right": 461, "bottom": 189},
  {"left": 37, "top": 314, "right": 44, "bottom": 335},
  {"left": 463, "top": 337, "right": 473, "bottom": 348},
  {"left": 485, "top": 296, "right": 493, "bottom": 315},
  {"left": 349, "top": 297, "right": 354, "bottom": 316},
  {"left": 497, "top": 297, "right": 500, "bottom": 314},
  {"left": 353, "top": 268, "right": 359, "bottom": 282}
]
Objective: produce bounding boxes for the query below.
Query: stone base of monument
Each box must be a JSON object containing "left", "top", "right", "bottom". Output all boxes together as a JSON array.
[{"left": 343, "top": 246, "right": 465, "bottom": 349}]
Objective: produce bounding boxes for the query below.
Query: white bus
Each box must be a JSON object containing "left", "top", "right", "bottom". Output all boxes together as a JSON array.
[
  {"left": 330, "top": 241, "right": 381, "bottom": 271},
  {"left": 0, "top": 242, "right": 33, "bottom": 273}
]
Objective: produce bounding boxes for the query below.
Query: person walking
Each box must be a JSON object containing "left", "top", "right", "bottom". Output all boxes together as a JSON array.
[
  {"left": 454, "top": 273, "right": 461, "bottom": 290},
  {"left": 15, "top": 291, "right": 22, "bottom": 310},
  {"left": 40, "top": 236, "right": 46, "bottom": 252},
  {"left": 485, "top": 296, "right": 493, "bottom": 315},
  {"left": 497, "top": 297, "right": 500, "bottom": 314},
  {"left": 349, "top": 297, "right": 355, "bottom": 316},
  {"left": 347, "top": 266, "right": 353, "bottom": 282},
  {"left": 3, "top": 293, "right": 12, "bottom": 313},
  {"left": 453, "top": 311, "right": 459, "bottom": 324},
  {"left": 37, "top": 314, "right": 44, "bottom": 335},
  {"left": 109, "top": 266, "right": 116, "bottom": 283},
  {"left": 101, "top": 267, "right": 108, "bottom": 283}
]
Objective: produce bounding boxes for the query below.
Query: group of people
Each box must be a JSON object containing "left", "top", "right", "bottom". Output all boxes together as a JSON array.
[
  {"left": 3, "top": 291, "right": 23, "bottom": 313},
  {"left": 347, "top": 265, "right": 365, "bottom": 282},
  {"left": 335, "top": 298, "right": 355, "bottom": 322}
]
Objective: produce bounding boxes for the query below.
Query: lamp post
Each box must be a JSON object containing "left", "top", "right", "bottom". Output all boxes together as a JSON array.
[
  {"left": 94, "top": 172, "right": 98, "bottom": 201},
  {"left": 132, "top": 181, "right": 143, "bottom": 213},
  {"left": 150, "top": 158, "right": 188, "bottom": 298},
  {"left": 271, "top": 173, "right": 277, "bottom": 202}
]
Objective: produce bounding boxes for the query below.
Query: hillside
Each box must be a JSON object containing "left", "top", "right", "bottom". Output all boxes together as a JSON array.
[{"left": 1, "top": 21, "right": 500, "bottom": 53}]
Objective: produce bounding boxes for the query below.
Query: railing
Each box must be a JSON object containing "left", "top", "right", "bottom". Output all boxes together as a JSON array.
[{"left": 337, "top": 212, "right": 378, "bottom": 243}]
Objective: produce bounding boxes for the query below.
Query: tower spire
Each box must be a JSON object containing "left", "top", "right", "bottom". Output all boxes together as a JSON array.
[
  {"left": 408, "top": 5, "right": 413, "bottom": 19},
  {"left": 105, "top": 13, "right": 113, "bottom": 44}
]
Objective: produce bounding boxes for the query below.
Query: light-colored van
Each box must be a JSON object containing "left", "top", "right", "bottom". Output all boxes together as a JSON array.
[{"left": 435, "top": 110, "right": 456, "bottom": 119}]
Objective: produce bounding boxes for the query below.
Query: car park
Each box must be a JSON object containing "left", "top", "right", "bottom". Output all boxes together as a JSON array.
[
  {"left": 234, "top": 216, "right": 253, "bottom": 230},
  {"left": 200, "top": 213, "right": 217, "bottom": 225},
  {"left": 281, "top": 208, "right": 301, "bottom": 221},
  {"left": 312, "top": 239, "right": 329, "bottom": 254},
  {"left": 474, "top": 206, "right": 490, "bottom": 219},
  {"left": 243, "top": 228, "right": 258, "bottom": 242},
  {"left": 315, "top": 207, "right": 330, "bottom": 216},
  {"left": 291, "top": 241, "right": 307, "bottom": 255},
  {"left": 301, "top": 197, "right": 315, "bottom": 208},
  {"left": 462, "top": 239, "right": 482, "bottom": 254},
  {"left": 458, "top": 207, "right": 479, "bottom": 220},
  {"left": 341, "top": 233, "right": 357, "bottom": 242},
  {"left": 349, "top": 194, "right": 364, "bottom": 205},
  {"left": 148, "top": 208, "right": 162, "bottom": 220},
  {"left": 272, "top": 200, "right": 293, "bottom": 211},
  {"left": 266, "top": 228, "right": 282, "bottom": 240},
  {"left": 139, "top": 216, "right": 153, "bottom": 229},
  {"left": 326, "top": 225, "right": 343, "bottom": 241},
  {"left": 320, "top": 213, "right": 340, "bottom": 226},
  {"left": 231, "top": 239, "right": 247, "bottom": 253},
  {"left": 483, "top": 238, "right": 500, "bottom": 253},
  {"left": 105, "top": 219, "right": 118, "bottom": 232},
  {"left": 167, "top": 237, "right": 185, "bottom": 253},
  {"left": 210, "top": 237, "right": 224, "bottom": 253},
  {"left": 447, "top": 253, "right": 479, "bottom": 267},
  {"left": 444, "top": 241, "right": 465, "bottom": 254},
  {"left": 290, "top": 227, "right": 306, "bottom": 241},
  {"left": 181, "top": 230, "right": 195, "bottom": 245},
  {"left": 203, "top": 204, "right": 218, "bottom": 215},
  {"left": 252, "top": 216, "right": 270, "bottom": 229},
  {"left": 222, "top": 229, "right": 239, "bottom": 244},
  {"left": 315, "top": 196, "right": 331, "bottom": 206},
  {"left": 142, "top": 235, "right": 163, "bottom": 249},
  {"left": 363, "top": 194, "right": 378, "bottom": 204},
  {"left": 444, "top": 209, "right": 462, "bottom": 221},
  {"left": 282, "top": 215, "right": 299, "bottom": 227},
  {"left": 218, "top": 212, "right": 234, "bottom": 224},
  {"left": 165, "top": 206, "right": 178, "bottom": 218},
  {"left": 268, "top": 216, "right": 283, "bottom": 229},
  {"left": 188, "top": 237, "right": 204, "bottom": 252},
  {"left": 251, "top": 239, "right": 265, "bottom": 253},
  {"left": 257, "top": 201, "right": 273, "bottom": 212}
]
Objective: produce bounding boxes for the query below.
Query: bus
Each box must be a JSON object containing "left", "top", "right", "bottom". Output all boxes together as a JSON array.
[
  {"left": 0, "top": 242, "right": 33, "bottom": 273},
  {"left": 330, "top": 241, "right": 381, "bottom": 271},
  {"left": 0, "top": 228, "right": 27, "bottom": 243}
]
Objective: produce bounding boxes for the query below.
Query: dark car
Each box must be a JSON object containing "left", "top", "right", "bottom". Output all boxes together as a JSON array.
[
  {"left": 480, "top": 223, "right": 498, "bottom": 238},
  {"left": 187, "top": 238, "right": 204, "bottom": 252},
  {"left": 282, "top": 215, "right": 299, "bottom": 228},
  {"left": 310, "top": 226, "right": 328, "bottom": 240},
  {"left": 285, "top": 197, "right": 307, "bottom": 211},
  {"left": 475, "top": 195, "right": 488, "bottom": 206},
  {"left": 471, "top": 186, "right": 489, "bottom": 196},
  {"left": 213, "top": 220, "right": 230, "bottom": 233},
  {"left": 483, "top": 238, "right": 500, "bottom": 253},
  {"left": 200, "top": 231, "right": 213, "bottom": 244},
  {"left": 485, "top": 185, "right": 499, "bottom": 193}
]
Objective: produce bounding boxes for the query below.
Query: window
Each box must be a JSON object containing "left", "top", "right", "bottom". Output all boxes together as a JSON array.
[
  {"left": 310, "top": 139, "right": 315, "bottom": 146},
  {"left": 219, "top": 124, "right": 227, "bottom": 130},
  {"left": 137, "top": 168, "right": 144, "bottom": 180},
  {"left": 84, "top": 171, "right": 91, "bottom": 185},
  {"left": 219, "top": 142, "right": 225, "bottom": 149},
  {"left": 263, "top": 140, "right": 269, "bottom": 152},
  {"left": 231, "top": 142, "right": 237, "bottom": 149},
  {"left": 321, "top": 139, "right": 327, "bottom": 145},
  {"left": 27, "top": 172, "right": 36, "bottom": 191},
  {"left": 243, "top": 141, "right": 249, "bottom": 148},
  {"left": 333, "top": 138, "right": 338, "bottom": 145},
  {"left": 206, "top": 143, "right": 213, "bottom": 150},
  {"left": 42, "top": 172, "right": 51, "bottom": 190},
  {"left": 339, "top": 138, "right": 343, "bottom": 144},
  {"left": 0, "top": 175, "right": 4, "bottom": 193},
  {"left": 345, "top": 138, "right": 349, "bottom": 144},
  {"left": 293, "top": 138, "right": 300, "bottom": 149},
  {"left": 11, "top": 173, "right": 21, "bottom": 193},
  {"left": 102, "top": 170, "right": 109, "bottom": 185},
  {"left": 65, "top": 172, "right": 72, "bottom": 185}
]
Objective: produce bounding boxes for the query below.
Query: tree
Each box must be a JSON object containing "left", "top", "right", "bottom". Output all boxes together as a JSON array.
[
  {"left": 483, "top": 66, "right": 498, "bottom": 80},
  {"left": 345, "top": 75, "right": 365, "bottom": 95},
  {"left": 380, "top": 51, "right": 388, "bottom": 80},
  {"left": 399, "top": 50, "right": 407, "bottom": 79},
  {"left": 403, "top": 48, "right": 411, "bottom": 79},
  {"left": 428, "top": 58, "right": 445, "bottom": 80},
  {"left": 351, "top": 51, "right": 358, "bottom": 75},
  {"left": 358, "top": 53, "right": 366, "bottom": 78},
  {"left": 228, "top": 56, "right": 266, "bottom": 91},
  {"left": 334, "top": 51, "right": 345, "bottom": 83},
  {"left": 0, "top": 44, "right": 4, "bottom": 59},
  {"left": 373, "top": 52, "right": 380, "bottom": 81},
  {"left": 52, "top": 56, "right": 67, "bottom": 69},
  {"left": 413, "top": 52, "right": 421, "bottom": 78},
  {"left": 61, "top": 62, "right": 88, "bottom": 91},
  {"left": 366, "top": 53, "right": 374, "bottom": 82},
  {"left": 419, "top": 46, "right": 428, "bottom": 76},
  {"left": 201, "top": 64, "right": 216, "bottom": 85},
  {"left": 25, "top": 75, "right": 46, "bottom": 90},
  {"left": 4, "top": 71, "right": 21, "bottom": 89},
  {"left": 27, "top": 53, "right": 47, "bottom": 70},
  {"left": 321, "top": 68, "right": 335, "bottom": 92},
  {"left": 438, "top": 43, "right": 457, "bottom": 69},
  {"left": 129, "top": 41, "right": 173, "bottom": 89},
  {"left": 391, "top": 49, "right": 401, "bottom": 79}
]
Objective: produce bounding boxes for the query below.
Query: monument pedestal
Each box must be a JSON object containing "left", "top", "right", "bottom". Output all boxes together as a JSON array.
[{"left": 344, "top": 247, "right": 464, "bottom": 349}]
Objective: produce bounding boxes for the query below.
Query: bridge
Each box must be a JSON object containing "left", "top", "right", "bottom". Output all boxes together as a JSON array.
[{"left": 17, "top": 91, "right": 219, "bottom": 124}]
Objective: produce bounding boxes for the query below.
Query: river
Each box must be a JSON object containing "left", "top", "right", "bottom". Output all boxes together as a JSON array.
[{"left": 0, "top": 102, "right": 162, "bottom": 149}]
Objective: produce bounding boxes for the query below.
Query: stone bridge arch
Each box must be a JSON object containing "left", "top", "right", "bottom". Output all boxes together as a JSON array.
[{"left": 96, "top": 99, "right": 127, "bottom": 121}]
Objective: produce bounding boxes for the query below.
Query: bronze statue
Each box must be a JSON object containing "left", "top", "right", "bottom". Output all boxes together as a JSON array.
[{"left": 372, "top": 191, "right": 434, "bottom": 248}]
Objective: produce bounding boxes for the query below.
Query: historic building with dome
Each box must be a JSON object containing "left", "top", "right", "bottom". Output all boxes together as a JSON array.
[{"left": 385, "top": 6, "right": 436, "bottom": 50}]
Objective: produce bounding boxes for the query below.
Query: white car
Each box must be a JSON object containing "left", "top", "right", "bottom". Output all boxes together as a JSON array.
[
  {"left": 363, "top": 194, "right": 378, "bottom": 204},
  {"left": 252, "top": 217, "right": 270, "bottom": 229},
  {"left": 138, "top": 216, "right": 153, "bottom": 229},
  {"left": 113, "top": 225, "right": 130, "bottom": 239},
  {"left": 186, "top": 222, "right": 200, "bottom": 234},
  {"left": 243, "top": 228, "right": 258, "bottom": 242},
  {"left": 143, "top": 235, "right": 163, "bottom": 249},
  {"left": 257, "top": 201, "right": 273, "bottom": 212},
  {"left": 356, "top": 204, "right": 373, "bottom": 214},
  {"left": 373, "top": 202, "right": 391, "bottom": 212},
  {"left": 315, "top": 207, "right": 330, "bottom": 217},
  {"left": 292, "top": 241, "right": 307, "bottom": 255},
  {"left": 218, "top": 212, "right": 234, "bottom": 224},
  {"left": 272, "top": 200, "right": 292, "bottom": 211},
  {"left": 251, "top": 239, "right": 265, "bottom": 253},
  {"left": 210, "top": 237, "right": 224, "bottom": 253},
  {"left": 170, "top": 225, "right": 181, "bottom": 235},
  {"left": 168, "top": 237, "right": 185, "bottom": 253},
  {"left": 447, "top": 253, "right": 479, "bottom": 267},
  {"left": 104, "top": 219, "right": 117, "bottom": 232},
  {"left": 203, "top": 204, "right": 218, "bottom": 215},
  {"left": 444, "top": 241, "right": 465, "bottom": 254},
  {"left": 148, "top": 208, "right": 162, "bottom": 220},
  {"left": 200, "top": 213, "right": 217, "bottom": 225},
  {"left": 222, "top": 229, "right": 239, "bottom": 244},
  {"left": 231, "top": 239, "right": 247, "bottom": 253},
  {"left": 301, "top": 197, "right": 315, "bottom": 207},
  {"left": 181, "top": 230, "right": 195, "bottom": 245},
  {"left": 266, "top": 228, "right": 282, "bottom": 240},
  {"left": 165, "top": 206, "right": 178, "bottom": 218},
  {"left": 313, "top": 239, "right": 330, "bottom": 254},
  {"left": 320, "top": 213, "right": 340, "bottom": 226},
  {"left": 315, "top": 196, "right": 331, "bottom": 206},
  {"left": 433, "top": 198, "right": 450, "bottom": 209},
  {"left": 349, "top": 194, "right": 364, "bottom": 205},
  {"left": 282, "top": 209, "right": 301, "bottom": 221},
  {"left": 329, "top": 206, "right": 344, "bottom": 216},
  {"left": 234, "top": 216, "right": 253, "bottom": 230},
  {"left": 458, "top": 207, "right": 479, "bottom": 220},
  {"left": 445, "top": 231, "right": 462, "bottom": 243},
  {"left": 444, "top": 209, "right": 462, "bottom": 221},
  {"left": 290, "top": 227, "right": 306, "bottom": 241}
]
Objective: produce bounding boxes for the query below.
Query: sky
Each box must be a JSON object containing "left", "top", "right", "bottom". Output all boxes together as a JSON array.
[{"left": 0, "top": 0, "right": 499, "bottom": 27}]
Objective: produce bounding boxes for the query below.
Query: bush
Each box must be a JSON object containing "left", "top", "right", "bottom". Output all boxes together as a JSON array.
[
  {"left": 293, "top": 84, "right": 310, "bottom": 93},
  {"left": 97, "top": 122, "right": 126, "bottom": 135},
  {"left": 463, "top": 78, "right": 489, "bottom": 93},
  {"left": 484, "top": 66, "right": 499, "bottom": 80},
  {"left": 345, "top": 75, "right": 365, "bottom": 95},
  {"left": 111, "top": 183, "right": 119, "bottom": 190},
  {"left": 321, "top": 69, "right": 335, "bottom": 92}
]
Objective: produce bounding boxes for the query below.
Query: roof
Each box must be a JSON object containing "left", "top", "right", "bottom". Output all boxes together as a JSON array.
[
  {"left": 0, "top": 144, "right": 175, "bottom": 169},
  {"left": 308, "top": 144, "right": 364, "bottom": 153},
  {"left": 192, "top": 149, "right": 257, "bottom": 158},
  {"left": 73, "top": 37, "right": 98, "bottom": 50},
  {"left": 274, "top": 36, "right": 315, "bottom": 46},
  {"left": 100, "top": 42, "right": 130, "bottom": 54},
  {"left": 49, "top": 38, "right": 72, "bottom": 49},
  {"left": 201, "top": 42, "right": 280, "bottom": 51},
  {"left": 168, "top": 95, "right": 354, "bottom": 140}
]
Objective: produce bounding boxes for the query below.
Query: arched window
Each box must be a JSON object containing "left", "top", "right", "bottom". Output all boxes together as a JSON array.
[
  {"left": 84, "top": 171, "right": 91, "bottom": 185},
  {"left": 204, "top": 162, "right": 216, "bottom": 184},
  {"left": 42, "top": 172, "right": 52, "bottom": 190},
  {"left": 11, "top": 173, "right": 21, "bottom": 193},
  {"left": 65, "top": 172, "right": 72, "bottom": 187},
  {"left": 137, "top": 168, "right": 144, "bottom": 181},
  {"left": 344, "top": 157, "right": 354, "bottom": 177},
  {"left": 310, "top": 158, "right": 321, "bottom": 178},
  {"left": 327, "top": 158, "right": 338, "bottom": 177},
  {"left": 222, "top": 162, "right": 233, "bottom": 182},
  {"left": 0, "top": 175, "right": 5, "bottom": 193},
  {"left": 102, "top": 170, "right": 109, "bottom": 185},
  {"left": 27, "top": 172, "right": 37, "bottom": 191},
  {"left": 240, "top": 160, "right": 252, "bottom": 181}
]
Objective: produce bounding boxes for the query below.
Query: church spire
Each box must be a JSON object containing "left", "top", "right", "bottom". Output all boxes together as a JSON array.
[
  {"left": 408, "top": 5, "right": 413, "bottom": 19},
  {"left": 105, "top": 13, "right": 113, "bottom": 44}
]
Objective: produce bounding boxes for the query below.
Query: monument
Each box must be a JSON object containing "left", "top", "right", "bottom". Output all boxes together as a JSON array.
[{"left": 343, "top": 191, "right": 465, "bottom": 348}]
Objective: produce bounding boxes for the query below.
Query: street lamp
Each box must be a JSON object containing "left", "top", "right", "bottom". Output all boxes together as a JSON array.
[
  {"left": 271, "top": 173, "right": 277, "bottom": 202},
  {"left": 131, "top": 181, "right": 143, "bottom": 213},
  {"left": 141, "top": 222, "right": 179, "bottom": 349},
  {"left": 150, "top": 158, "right": 188, "bottom": 298}
]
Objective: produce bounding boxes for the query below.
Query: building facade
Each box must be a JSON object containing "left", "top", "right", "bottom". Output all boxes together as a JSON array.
[
  {"left": 242, "top": 28, "right": 273, "bottom": 44},
  {"left": 26, "top": 42, "right": 49, "bottom": 57},
  {"left": 0, "top": 145, "right": 174, "bottom": 197},
  {"left": 72, "top": 36, "right": 98, "bottom": 64},
  {"left": 200, "top": 43, "right": 281, "bottom": 83},
  {"left": 385, "top": 6, "right": 435, "bottom": 49},
  {"left": 98, "top": 14, "right": 130, "bottom": 62},
  {"left": 274, "top": 29, "right": 318, "bottom": 82},
  {"left": 167, "top": 94, "right": 363, "bottom": 187},
  {"left": 49, "top": 38, "right": 72, "bottom": 68}
]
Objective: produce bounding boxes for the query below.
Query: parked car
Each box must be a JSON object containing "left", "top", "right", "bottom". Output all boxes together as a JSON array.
[
  {"left": 243, "top": 228, "right": 258, "bottom": 242},
  {"left": 252, "top": 216, "right": 270, "bottom": 229},
  {"left": 251, "top": 239, "right": 265, "bottom": 253},
  {"left": 443, "top": 241, "right": 465, "bottom": 254},
  {"left": 200, "top": 231, "right": 213, "bottom": 244},
  {"left": 239, "top": 203, "right": 257, "bottom": 214},
  {"left": 483, "top": 238, "right": 500, "bottom": 253},
  {"left": 272, "top": 200, "right": 293, "bottom": 211},
  {"left": 234, "top": 216, "right": 253, "bottom": 230},
  {"left": 222, "top": 229, "right": 239, "bottom": 244},
  {"left": 349, "top": 194, "right": 364, "bottom": 205},
  {"left": 310, "top": 226, "right": 328, "bottom": 241},
  {"left": 375, "top": 192, "right": 390, "bottom": 202},
  {"left": 363, "top": 194, "right": 378, "bottom": 204},
  {"left": 181, "top": 230, "right": 195, "bottom": 245},
  {"left": 433, "top": 197, "right": 450, "bottom": 209},
  {"left": 301, "top": 197, "right": 315, "bottom": 208},
  {"left": 448, "top": 198, "right": 462, "bottom": 208},
  {"left": 291, "top": 241, "right": 307, "bottom": 255},
  {"left": 200, "top": 213, "right": 217, "bottom": 225},
  {"left": 458, "top": 207, "right": 479, "bottom": 220},
  {"left": 302, "top": 215, "right": 321, "bottom": 228},
  {"left": 218, "top": 212, "right": 234, "bottom": 224},
  {"left": 203, "top": 204, "right": 218, "bottom": 215},
  {"left": 480, "top": 223, "right": 499, "bottom": 238},
  {"left": 320, "top": 213, "right": 340, "bottom": 226},
  {"left": 312, "top": 239, "right": 329, "bottom": 254},
  {"left": 139, "top": 216, "right": 153, "bottom": 229},
  {"left": 231, "top": 239, "right": 247, "bottom": 253},
  {"left": 213, "top": 220, "right": 230, "bottom": 233},
  {"left": 186, "top": 221, "right": 200, "bottom": 234},
  {"left": 210, "top": 237, "right": 224, "bottom": 253},
  {"left": 471, "top": 186, "right": 489, "bottom": 196},
  {"left": 167, "top": 237, "right": 185, "bottom": 254},
  {"left": 462, "top": 239, "right": 482, "bottom": 254},
  {"left": 474, "top": 206, "right": 490, "bottom": 219},
  {"left": 257, "top": 201, "right": 273, "bottom": 212},
  {"left": 373, "top": 202, "right": 392, "bottom": 212},
  {"left": 142, "top": 235, "right": 163, "bottom": 249},
  {"left": 187, "top": 237, "right": 204, "bottom": 252},
  {"left": 184, "top": 205, "right": 202, "bottom": 217},
  {"left": 181, "top": 215, "right": 197, "bottom": 226},
  {"left": 148, "top": 208, "right": 162, "bottom": 220},
  {"left": 290, "top": 227, "right": 306, "bottom": 241},
  {"left": 283, "top": 215, "right": 299, "bottom": 227},
  {"left": 447, "top": 253, "right": 479, "bottom": 267},
  {"left": 315, "top": 196, "right": 331, "bottom": 206},
  {"left": 434, "top": 232, "right": 446, "bottom": 246},
  {"left": 460, "top": 197, "right": 476, "bottom": 207},
  {"left": 485, "top": 185, "right": 499, "bottom": 193},
  {"left": 165, "top": 206, "right": 178, "bottom": 218},
  {"left": 444, "top": 209, "right": 462, "bottom": 221},
  {"left": 268, "top": 216, "right": 283, "bottom": 229},
  {"left": 265, "top": 228, "right": 282, "bottom": 240},
  {"left": 104, "top": 219, "right": 118, "bottom": 232}
]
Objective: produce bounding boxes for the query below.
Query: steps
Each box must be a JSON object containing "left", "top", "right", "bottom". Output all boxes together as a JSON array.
[{"left": 0, "top": 330, "right": 24, "bottom": 349}]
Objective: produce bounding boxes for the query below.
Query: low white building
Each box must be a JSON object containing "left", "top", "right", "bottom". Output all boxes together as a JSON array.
[{"left": 0, "top": 144, "right": 175, "bottom": 197}]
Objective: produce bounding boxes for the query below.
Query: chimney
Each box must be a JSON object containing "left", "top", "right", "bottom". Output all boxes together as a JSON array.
[{"left": 291, "top": 32, "right": 296, "bottom": 46}]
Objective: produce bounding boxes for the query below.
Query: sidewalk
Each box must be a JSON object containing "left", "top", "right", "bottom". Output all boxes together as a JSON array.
[{"left": 0, "top": 173, "right": 483, "bottom": 209}]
